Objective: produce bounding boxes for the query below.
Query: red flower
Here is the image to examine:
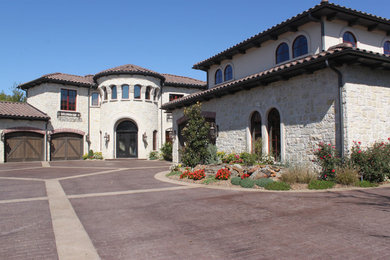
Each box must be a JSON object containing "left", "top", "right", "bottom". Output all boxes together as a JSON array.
[{"left": 332, "top": 169, "right": 335, "bottom": 173}]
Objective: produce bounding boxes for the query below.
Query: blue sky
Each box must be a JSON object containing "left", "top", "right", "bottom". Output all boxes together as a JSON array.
[{"left": 0, "top": 0, "right": 388, "bottom": 94}]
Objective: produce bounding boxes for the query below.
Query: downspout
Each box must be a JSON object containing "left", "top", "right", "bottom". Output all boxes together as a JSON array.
[
  {"left": 325, "top": 59, "right": 345, "bottom": 158},
  {"left": 44, "top": 121, "right": 48, "bottom": 161},
  {"left": 87, "top": 87, "right": 91, "bottom": 152},
  {"left": 160, "top": 80, "right": 164, "bottom": 148}
]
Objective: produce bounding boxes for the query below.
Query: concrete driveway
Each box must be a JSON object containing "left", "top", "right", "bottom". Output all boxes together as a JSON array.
[{"left": 0, "top": 160, "right": 389, "bottom": 260}]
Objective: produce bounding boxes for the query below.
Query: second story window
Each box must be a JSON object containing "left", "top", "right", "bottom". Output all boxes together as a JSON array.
[
  {"left": 293, "top": 35, "right": 308, "bottom": 58},
  {"left": 103, "top": 87, "right": 108, "bottom": 100},
  {"left": 61, "top": 89, "right": 76, "bottom": 111},
  {"left": 111, "top": 85, "right": 117, "bottom": 99},
  {"left": 134, "top": 85, "right": 141, "bottom": 99},
  {"left": 122, "top": 85, "right": 129, "bottom": 99},
  {"left": 224, "top": 65, "right": 233, "bottom": 81},
  {"left": 91, "top": 93, "right": 99, "bottom": 106},
  {"left": 384, "top": 41, "right": 390, "bottom": 55},
  {"left": 169, "top": 94, "right": 183, "bottom": 101},
  {"left": 343, "top": 32, "right": 357, "bottom": 47},
  {"left": 215, "top": 69, "right": 222, "bottom": 84},
  {"left": 276, "top": 43, "right": 290, "bottom": 64},
  {"left": 145, "top": 86, "right": 151, "bottom": 100},
  {"left": 153, "top": 89, "right": 158, "bottom": 101}
]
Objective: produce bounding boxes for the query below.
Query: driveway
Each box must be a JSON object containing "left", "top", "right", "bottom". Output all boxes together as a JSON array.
[{"left": 0, "top": 160, "right": 389, "bottom": 260}]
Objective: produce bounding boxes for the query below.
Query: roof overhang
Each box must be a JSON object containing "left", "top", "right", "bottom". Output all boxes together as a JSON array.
[{"left": 19, "top": 78, "right": 95, "bottom": 90}]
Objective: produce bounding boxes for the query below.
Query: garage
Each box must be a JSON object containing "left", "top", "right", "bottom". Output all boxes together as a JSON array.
[
  {"left": 50, "top": 133, "right": 83, "bottom": 161},
  {"left": 5, "top": 132, "right": 44, "bottom": 162}
]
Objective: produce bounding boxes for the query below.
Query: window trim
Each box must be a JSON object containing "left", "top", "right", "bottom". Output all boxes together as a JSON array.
[{"left": 60, "top": 88, "right": 77, "bottom": 111}]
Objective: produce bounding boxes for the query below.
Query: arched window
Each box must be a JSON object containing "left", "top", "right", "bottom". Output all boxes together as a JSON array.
[
  {"left": 154, "top": 89, "right": 159, "bottom": 101},
  {"left": 134, "top": 85, "right": 141, "bottom": 99},
  {"left": 122, "top": 85, "right": 129, "bottom": 99},
  {"left": 103, "top": 87, "right": 108, "bottom": 100},
  {"left": 111, "top": 85, "right": 117, "bottom": 99},
  {"left": 153, "top": 130, "right": 158, "bottom": 150},
  {"left": 293, "top": 35, "right": 308, "bottom": 58},
  {"left": 224, "top": 65, "right": 233, "bottom": 81},
  {"left": 215, "top": 69, "right": 222, "bottom": 84},
  {"left": 267, "top": 108, "right": 281, "bottom": 160},
  {"left": 384, "top": 41, "right": 390, "bottom": 55},
  {"left": 145, "top": 86, "right": 151, "bottom": 100},
  {"left": 250, "top": 111, "right": 262, "bottom": 154},
  {"left": 276, "top": 43, "right": 290, "bottom": 64},
  {"left": 343, "top": 32, "right": 357, "bottom": 47}
]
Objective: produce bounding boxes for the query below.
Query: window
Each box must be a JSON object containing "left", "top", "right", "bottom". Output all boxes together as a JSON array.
[
  {"left": 134, "top": 85, "right": 141, "bottom": 99},
  {"left": 267, "top": 108, "right": 281, "bottom": 160},
  {"left": 111, "top": 85, "right": 117, "bottom": 99},
  {"left": 61, "top": 89, "right": 77, "bottom": 111},
  {"left": 169, "top": 94, "right": 184, "bottom": 101},
  {"left": 215, "top": 69, "right": 222, "bottom": 84},
  {"left": 153, "top": 89, "right": 158, "bottom": 101},
  {"left": 103, "top": 87, "right": 108, "bottom": 100},
  {"left": 384, "top": 41, "right": 390, "bottom": 55},
  {"left": 224, "top": 65, "right": 233, "bottom": 81},
  {"left": 276, "top": 43, "right": 290, "bottom": 64},
  {"left": 145, "top": 86, "right": 151, "bottom": 100},
  {"left": 293, "top": 35, "right": 308, "bottom": 58},
  {"left": 250, "top": 111, "right": 262, "bottom": 153},
  {"left": 91, "top": 93, "right": 99, "bottom": 106},
  {"left": 343, "top": 32, "right": 357, "bottom": 47},
  {"left": 122, "top": 85, "right": 129, "bottom": 99}
]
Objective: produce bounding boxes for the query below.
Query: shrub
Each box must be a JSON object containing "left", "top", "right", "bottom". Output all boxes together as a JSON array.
[
  {"left": 254, "top": 138, "right": 263, "bottom": 160},
  {"left": 180, "top": 102, "right": 210, "bottom": 167},
  {"left": 160, "top": 142, "right": 172, "bottom": 161},
  {"left": 149, "top": 151, "right": 159, "bottom": 160},
  {"left": 355, "top": 180, "right": 378, "bottom": 188},
  {"left": 222, "top": 153, "right": 243, "bottom": 164},
  {"left": 265, "top": 181, "right": 291, "bottom": 190},
  {"left": 187, "top": 169, "right": 206, "bottom": 180},
  {"left": 255, "top": 178, "right": 274, "bottom": 188},
  {"left": 314, "top": 143, "right": 341, "bottom": 180},
  {"left": 203, "top": 175, "right": 219, "bottom": 185},
  {"left": 216, "top": 168, "right": 231, "bottom": 180},
  {"left": 88, "top": 149, "right": 94, "bottom": 158},
  {"left": 93, "top": 152, "right": 103, "bottom": 160},
  {"left": 231, "top": 177, "right": 241, "bottom": 185},
  {"left": 167, "top": 171, "right": 182, "bottom": 177},
  {"left": 239, "top": 152, "right": 257, "bottom": 166},
  {"left": 83, "top": 151, "right": 103, "bottom": 160},
  {"left": 281, "top": 165, "right": 317, "bottom": 184},
  {"left": 240, "top": 178, "right": 255, "bottom": 188},
  {"left": 350, "top": 139, "right": 390, "bottom": 183},
  {"left": 241, "top": 173, "right": 250, "bottom": 179},
  {"left": 206, "top": 144, "right": 220, "bottom": 164},
  {"left": 308, "top": 180, "right": 335, "bottom": 190},
  {"left": 180, "top": 170, "right": 190, "bottom": 179},
  {"left": 335, "top": 165, "right": 359, "bottom": 185}
]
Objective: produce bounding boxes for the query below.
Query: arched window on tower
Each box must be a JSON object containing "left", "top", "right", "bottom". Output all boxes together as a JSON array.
[
  {"left": 145, "top": 86, "right": 151, "bottom": 100},
  {"left": 293, "top": 35, "right": 308, "bottom": 58},
  {"left": 384, "top": 41, "right": 390, "bottom": 55},
  {"left": 215, "top": 69, "right": 222, "bottom": 84},
  {"left": 224, "top": 65, "right": 233, "bottom": 81},
  {"left": 276, "top": 43, "right": 290, "bottom": 64},
  {"left": 134, "top": 85, "right": 141, "bottom": 99},
  {"left": 111, "top": 85, "right": 117, "bottom": 99},
  {"left": 122, "top": 85, "right": 129, "bottom": 99},
  {"left": 343, "top": 32, "right": 357, "bottom": 47}
]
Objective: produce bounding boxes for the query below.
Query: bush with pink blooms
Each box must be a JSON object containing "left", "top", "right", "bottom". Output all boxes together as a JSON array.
[{"left": 313, "top": 143, "right": 341, "bottom": 180}]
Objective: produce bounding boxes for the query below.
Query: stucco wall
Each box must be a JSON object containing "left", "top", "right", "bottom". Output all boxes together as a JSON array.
[{"left": 172, "top": 69, "right": 340, "bottom": 164}]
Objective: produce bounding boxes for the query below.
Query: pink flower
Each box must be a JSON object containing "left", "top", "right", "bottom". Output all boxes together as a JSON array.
[
  {"left": 358, "top": 150, "right": 361, "bottom": 154},
  {"left": 332, "top": 169, "right": 335, "bottom": 173}
]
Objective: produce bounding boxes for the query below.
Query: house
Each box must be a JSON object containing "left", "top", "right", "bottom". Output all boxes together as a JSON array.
[
  {"left": 0, "top": 65, "right": 205, "bottom": 162},
  {"left": 162, "top": 0, "right": 390, "bottom": 164}
]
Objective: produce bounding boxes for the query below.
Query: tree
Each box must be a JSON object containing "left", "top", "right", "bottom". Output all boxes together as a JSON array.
[
  {"left": 0, "top": 84, "right": 26, "bottom": 102},
  {"left": 180, "top": 102, "right": 210, "bottom": 167}
]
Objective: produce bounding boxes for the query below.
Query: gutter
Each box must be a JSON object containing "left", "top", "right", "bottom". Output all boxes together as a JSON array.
[{"left": 325, "top": 59, "right": 345, "bottom": 158}]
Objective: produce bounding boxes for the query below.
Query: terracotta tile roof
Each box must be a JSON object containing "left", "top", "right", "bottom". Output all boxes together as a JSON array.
[
  {"left": 163, "top": 45, "right": 390, "bottom": 110},
  {"left": 20, "top": 73, "right": 95, "bottom": 89},
  {"left": 162, "top": 73, "right": 206, "bottom": 89},
  {"left": 94, "top": 64, "right": 165, "bottom": 81},
  {"left": 193, "top": 1, "right": 390, "bottom": 70},
  {"left": 0, "top": 101, "right": 50, "bottom": 120}
]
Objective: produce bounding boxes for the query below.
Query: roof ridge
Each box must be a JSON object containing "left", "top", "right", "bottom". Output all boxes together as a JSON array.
[{"left": 162, "top": 73, "right": 205, "bottom": 82}]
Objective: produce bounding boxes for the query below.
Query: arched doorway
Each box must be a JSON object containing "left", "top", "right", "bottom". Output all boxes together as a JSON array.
[
  {"left": 116, "top": 120, "right": 138, "bottom": 158},
  {"left": 267, "top": 108, "right": 281, "bottom": 160},
  {"left": 250, "top": 111, "right": 262, "bottom": 153}
]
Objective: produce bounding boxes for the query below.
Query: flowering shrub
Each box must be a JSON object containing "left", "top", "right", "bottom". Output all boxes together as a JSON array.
[
  {"left": 241, "top": 173, "right": 250, "bottom": 179},
  {"left": 187, "top": 169, "right": 206, "bottom": 180},
  {"left": 216, "top": 168, "right": 231, "bottom": 180},
  {"left": 222, "top": 153, "right": 243, "bottom": 164},
  {"left": 180, "top": 169, "right": 191, "bottom": 179},
  {"left": 314, "top": 143, "right": 341, "bottom": 180},
  {"left": 350, "top": 139, "right": 390, "bottom": 183}
]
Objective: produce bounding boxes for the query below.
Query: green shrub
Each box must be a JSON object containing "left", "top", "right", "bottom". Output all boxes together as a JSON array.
[
  {"left": 149, "top": 151, "right": 159, "bottom": 160},
  {"left": 350, "top": 140, "right": 390, "bottom": 183},
  {"left": 160, "top": 142, "right": 172, "bottom": 161},
  {"left": 254, "top": 138, "right": 263, "bottom": 160},
  {"left": 203, "top": 175, "right": 219, "bottom": 185},
  {"left": 265, "top": 181, "right": 290, "bottom": 190},
  {"left": 314, "top": 143, "right": 341, "bottom": 180},
  {"left": 82, "top": 153, "right": 88, "bottom": 160},
  {"left": 206, "top": 144, "right": 220, "bottom": 164},
  {"left": 281, "top": 165, "right": 317, "bottom": 184},
  {"left": 240, "top": 178, "right": 255, "bottom": 188},
  {"left": 308, "top": 180, "right": 335, "bottom": 190},
  {"left": 335, "top": 165, "right": 359, "bottom": 185},
  {"left": 166, "top": 171, "right": 182, "bottom": 177},
  {"left": 93, "top": 152, "right": 103, "bottom": 160},
  {"left": 83, "top": 151, "right": 103, "bottom": 160},
  {"left": 231, "top": 177, "right": 241, "bottom": 186},
  {"left": 355, "top": 180, "right": 379, "bottom": 188},
  {"left": 239, "top": 152, "right": 257, "bottom": 166},
  {"left": 88, "top": 149, "right": 94, "bottom": 158},
  {"left": 255, "top": 178, "right": 274, "bottom": 187}
]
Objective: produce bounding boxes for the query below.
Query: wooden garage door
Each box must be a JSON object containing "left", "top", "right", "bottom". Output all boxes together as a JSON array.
[
  {"left": 50, "top": 133, "right": 83, "bottom": 161},
  {"left": 5, "top": 132, "right": 44, "bottom": 162}
]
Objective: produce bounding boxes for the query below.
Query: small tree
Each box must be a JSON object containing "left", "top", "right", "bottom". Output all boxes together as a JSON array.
[
  {"left": 180, "top": 102, "right": 210, "bottom": 167},
  {"left": 0, "top": 84, "right": 26, "bottom": 102}
]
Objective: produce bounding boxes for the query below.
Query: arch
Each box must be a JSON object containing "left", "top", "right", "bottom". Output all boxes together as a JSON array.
[
  {"left": 293, "top": 35, "right": 308, "bottom": 58},
  {"left": 384, "top": 41, "right": 390, "bottom": 55},
  {"left": 115, "top": 120, "right": 138, "bottom": 158},
  {"left": 145, "top": 86, "right": 151, "bottom": 100},
  {"left": 215, "top": 69, "right": 222, "bottom": 85},
  {"left": 343, "top": 31, "right": 357, "bottom": 47},
  {"left": 134, "top": 85, "right": 141, "bottom": 99},
  {"left": 276, "top": 42, "right": 290, "bottom": 64},
  {"left": 121, "top": 84, "right": 129, "bottom": 99},
  {"left": 224, "top": 64, "right": 233, "bottom": 81},
  {"left": 267, "top": 108, "right": 281, "bottom": 160},
  {"left": 250, "top": 111, "right": 262, "bottom": 153},
  {"left": 110, "top": 85, "right": 117, "bottom": 99}
]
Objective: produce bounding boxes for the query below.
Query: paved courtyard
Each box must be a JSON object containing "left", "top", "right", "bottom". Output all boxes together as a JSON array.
[{"left": 0, "top": 160, "right": 389, "bottom": 260}]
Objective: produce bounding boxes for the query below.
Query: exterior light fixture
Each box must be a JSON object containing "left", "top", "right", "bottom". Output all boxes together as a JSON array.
[
  {"left": 104, "top": 132, "right": 110, "bottom": 143},
  {"left": 209, "top": 123, "right": 218, "bottom": 140}
]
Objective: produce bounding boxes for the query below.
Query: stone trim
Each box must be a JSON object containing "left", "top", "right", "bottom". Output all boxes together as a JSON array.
[
  {"left": 2, "top": 127, "right": 46, "bottom": 135},
  {"left": 50, "top": 128, "right": 85, "bottom": 136}
]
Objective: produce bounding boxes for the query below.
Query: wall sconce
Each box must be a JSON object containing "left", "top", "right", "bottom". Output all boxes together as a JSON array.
[
  {"left": 209, "top": 123, "right": 218, "bottom": 140},
  {"left": 142, "top": 132, "right": 147, "bottom": 142},
  {"left": 104, "top": 132, "right": 110, "bottom": 143},
  {"left": 169, "top": 130, "right": 176, "bottom": 141}
]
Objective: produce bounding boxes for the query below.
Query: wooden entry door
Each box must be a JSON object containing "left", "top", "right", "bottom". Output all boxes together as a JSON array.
[
  {"left": 50, "top": 133, "right": 83, "bottom": 160},
  {"left": 116, "top": 132, "right": 137, "bottom": 158},
  {"left": 5, "top": 132, "right": 44, "bottom": 162}
]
